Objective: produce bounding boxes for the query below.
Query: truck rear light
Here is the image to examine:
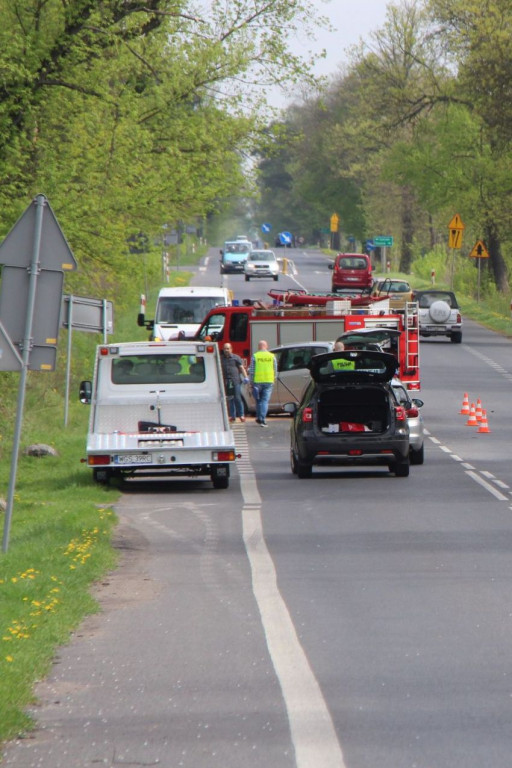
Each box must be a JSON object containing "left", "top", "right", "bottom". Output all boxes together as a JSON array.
[
  {"left": 395, "top": 405, "right": 407, "bottom": 421},
  {"left": 407, "top": 382, "right": 420, "bottom": 391},
  {"left": 302, "top": 408, "right": 313, "bottom": 423},
  {"left": 212, "top": 450, "right": 236, "bottom": 461},
  {"left": 88, "top": 455, "right": 110, "bottom": 466}
]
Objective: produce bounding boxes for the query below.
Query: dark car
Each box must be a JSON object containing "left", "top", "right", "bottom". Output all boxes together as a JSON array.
[{"left": 285, "top": 350, "right": 410, "bottom": 478}]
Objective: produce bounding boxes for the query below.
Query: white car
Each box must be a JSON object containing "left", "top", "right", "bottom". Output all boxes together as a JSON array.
[
  {"left": 244, "top": 249, "right": 280, "bottom": 281},
  {"left": 414, "top": 289, "right": 462, "bottom": 343}
]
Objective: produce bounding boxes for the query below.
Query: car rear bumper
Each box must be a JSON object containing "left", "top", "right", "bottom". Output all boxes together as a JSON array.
[{"left": 297, "top": 433, "right": 409, "bottom": 465}]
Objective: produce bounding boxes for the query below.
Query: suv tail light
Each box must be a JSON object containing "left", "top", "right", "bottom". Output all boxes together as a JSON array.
[
  {"left": 456, "top": 312, "right": 462, "bottom": 323},
  {"left": 395, "top": 405, "right": 407, "bottom": 421},
  {"left": 302, "top": 407, "right": 313, "bottom": 423}
]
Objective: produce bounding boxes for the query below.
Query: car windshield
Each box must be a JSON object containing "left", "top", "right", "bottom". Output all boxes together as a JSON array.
[
  {"left": 417, "top": 292, "right": 457, "bottom": 308},
  {"left": 155, "top": 297, "right": 224, "bottom": 324},
  {"left": 225, "top": 242, "right": 250, "bottom": 253},
  {"left": 112, "top": 355, "right": 205, "bottom": 384},
  {"left": 250, "top": 252, "right": 274, "bottom": 262}
]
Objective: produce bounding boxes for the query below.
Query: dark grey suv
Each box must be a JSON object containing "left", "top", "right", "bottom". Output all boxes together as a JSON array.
[{"left": 285, "top": 350, "right": 410, "bottom": 478}]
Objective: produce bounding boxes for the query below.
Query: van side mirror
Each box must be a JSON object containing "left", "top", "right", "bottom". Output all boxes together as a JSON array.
[
  {"left": 328, "top": 263, "right": 333, "bottom": 270},
  {"left": 79, "top": 381, "right": 92, "bottom": 404}
]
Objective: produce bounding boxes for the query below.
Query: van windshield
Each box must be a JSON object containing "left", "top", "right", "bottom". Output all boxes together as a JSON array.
[
  {"left": 338, "top": 257, "right": 368, "bottom": 269},
  {"left": 112, "top": 355, "right": 205, "bottom": 384},
  {"left": 155, "top": 297, "right": 225, "bottom": 325}
]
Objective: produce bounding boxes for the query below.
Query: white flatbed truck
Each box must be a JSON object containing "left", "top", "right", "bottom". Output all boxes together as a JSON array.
[{"left": 79, "top": 340, "right": 237, "bottom": 488}]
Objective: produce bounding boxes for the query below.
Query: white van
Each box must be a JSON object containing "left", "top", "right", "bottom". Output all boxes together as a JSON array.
[
  {"left": 79, "top": 340, "right": 236, "bottom": 488},
  {"left": 138, "top": 286, "right": 232, "bottom": 340}
]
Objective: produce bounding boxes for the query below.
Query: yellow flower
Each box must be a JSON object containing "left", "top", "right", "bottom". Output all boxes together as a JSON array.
[{"left": 6, "top": 656, "right": 13, "bottom": 662}]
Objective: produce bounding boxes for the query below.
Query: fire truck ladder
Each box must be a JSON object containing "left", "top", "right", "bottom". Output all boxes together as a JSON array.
[{"left": 404, "top": 301, "right": 420, "bottom": 381}]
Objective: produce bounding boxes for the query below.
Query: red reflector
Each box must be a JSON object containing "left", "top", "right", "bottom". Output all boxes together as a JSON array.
[
  {"left": 348, "top": 449, "right": 363, "bottom": 456},
  {"left": 99, "top": 347, "right": 109, "bottom": 356},
  {"left": 302, "top": 407, "right": 313, "bottom": 423},
  {"left": 381, "top": 449, "right": 394, "bottom": 454},
  {"left": 88, "top": 455, "right": 110, "bottom": 466},
  {"left": 206, "top": 345, "right": 215, "bottom": 353},
  {"left": 317, "top": 451, "right": 330, "bottom": 455}
]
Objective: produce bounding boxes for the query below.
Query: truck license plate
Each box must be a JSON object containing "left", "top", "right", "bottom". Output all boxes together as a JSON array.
[{"left": 114, "top": 454, "right": 152, "bottom": 465}]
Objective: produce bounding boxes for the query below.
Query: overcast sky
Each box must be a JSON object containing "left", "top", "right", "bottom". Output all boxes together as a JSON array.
[{"left": 270, "top": 0, "right": 391, "bottom": 107}]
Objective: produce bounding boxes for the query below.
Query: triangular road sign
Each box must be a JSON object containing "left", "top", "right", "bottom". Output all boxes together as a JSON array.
[
  {"left": 469, "top": 240, "right": 490, "bottom": 258},
  {"left": 0, "top": 194, "right": 77, "bottom": 271},
  {"left": 448, "top": 213, "right": 464, "bottom": 230}
]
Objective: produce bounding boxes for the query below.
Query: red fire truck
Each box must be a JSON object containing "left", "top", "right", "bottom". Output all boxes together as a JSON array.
[{"left": 196, "top": 295, "right": 420, "bottom": 390}]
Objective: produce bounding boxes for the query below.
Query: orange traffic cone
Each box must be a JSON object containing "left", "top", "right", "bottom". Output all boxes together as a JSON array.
[
  {"left": 466, "top": 403, "right": 478, "bottom": 426},
  {"left": 460, "top": 392, "right": 470, "bottom": 415},
  {"left": 478, "top": 410, "right": 491, "bottom": 433},
  {"left": 475, "top": 398, "right": 483, "bottom": 422}
]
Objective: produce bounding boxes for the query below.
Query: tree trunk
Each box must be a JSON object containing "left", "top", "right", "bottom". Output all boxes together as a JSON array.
[
  {"left": 485, "top": 221, "right": 509, "bottom": 292},
  {"left": 399, "top": 187, "right": 414, "bottom": 273}
]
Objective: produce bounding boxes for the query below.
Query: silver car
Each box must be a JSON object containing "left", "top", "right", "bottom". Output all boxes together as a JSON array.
[
  {"left": 242, "top": 341, "right": 333, "bottom": 415},
  {"left": 244, "top": 249, "right": 280, "bottom": 281},
  {"left": 391, "top": 378, "right": 425, "bottom": 464}
]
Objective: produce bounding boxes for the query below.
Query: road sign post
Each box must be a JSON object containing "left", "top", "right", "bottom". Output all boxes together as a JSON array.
[
  {"left": 448, "top": 214, "right": 465, "bottom": 288},
  {"left": 0, "top": 194, "right": 77, "bottom": 553},
  {"left": 373, "top": 236, "right": 394, "bottom": 272}
]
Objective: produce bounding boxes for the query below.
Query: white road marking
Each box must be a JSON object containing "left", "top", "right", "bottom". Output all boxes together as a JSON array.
[
  {"left": 239, "top": 454, "right": 346, "bottom": 767},
  {"left": 465, "top": 471, "right": 509, "bottom": 501}
]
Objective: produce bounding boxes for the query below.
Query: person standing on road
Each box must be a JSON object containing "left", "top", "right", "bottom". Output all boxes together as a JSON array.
[
  {"left": 221, "top": 343, "right": 248, "bottom": 422},
  {"left": 249, "top": 340, "right": 277, "bottom": 427}
]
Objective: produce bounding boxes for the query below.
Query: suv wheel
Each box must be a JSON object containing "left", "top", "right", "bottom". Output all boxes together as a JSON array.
[
  {"left": 297, "top": 459, "right": 313, "bottom": 479},
  {"left": 291, "top": 450, "right": 298, "bottom": 475},
  {"left": 450, "top": 331, "right": 462, "bottom": 343},
  {"left": 392, "top": 458, "right": 410, "bottom": 477}
]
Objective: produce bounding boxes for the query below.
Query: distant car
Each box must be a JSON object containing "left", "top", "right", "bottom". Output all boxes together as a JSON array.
[
  {"left": 413, "top": 289, "right": 462, "bottom": 343},
  {"left": 371, "top": 278, "right": 414, "bottom": 309},
  {"left": 242, "top": 341, "right": 334, "bottom": 415},
  {"left": 220, "top": 240, "right": 252, "bottom": 273},
  {"left": 329, "top": 253, "right": 373, "bottom": 293},
  {"left": 285, "top": 349, "right": 410, "bottom": 478},
  {"left": 244, "top": 249, "right": 280, "bottom": 281},
  {"left": 391, "top": 378, "right": 425, "bottom": 464}
]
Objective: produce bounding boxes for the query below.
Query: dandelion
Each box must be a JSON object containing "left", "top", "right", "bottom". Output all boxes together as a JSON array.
[{"left": 6, "top": 656, "right": 13, "bottom": 662}]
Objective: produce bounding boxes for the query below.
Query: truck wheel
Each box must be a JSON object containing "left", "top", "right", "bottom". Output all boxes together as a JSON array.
[
  {"left": 450, "top": 332, "right": 462, "bottom": 343},
  {"left": 245, "top": 275, "right": 250, "bottom": 281}
]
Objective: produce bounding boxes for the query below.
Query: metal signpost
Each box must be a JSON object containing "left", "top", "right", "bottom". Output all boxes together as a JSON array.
[
  {"left": 448, "top": 214, "right": 464, "bottom": 288},
  {"left": 61, "top": 295, "right": 114, "bottom": 425},
  {"left": 469, "top": 240, "right": 489, "bottom": 302},
  {"left": 374, "top": 236, "right": 394, "bottom": 272},
  {"left": 0, "top": 194, "right": 77, "bottom": 553}
]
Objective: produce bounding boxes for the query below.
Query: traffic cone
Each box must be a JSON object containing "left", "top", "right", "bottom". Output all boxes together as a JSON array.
[
  {"left": 478, "top": 410, "right": 491, "bottom": 433},
  {"left": 460, "top": 392, "right": 470, "bottom": 415},
  {"left": 475, "top": 398, "right": 483, "bottom": 422},
  {"left": 466, "top": 403, "right": 478, "bottom": 426}
]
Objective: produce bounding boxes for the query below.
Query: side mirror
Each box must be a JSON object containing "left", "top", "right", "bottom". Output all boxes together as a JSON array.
[
  {"left": 79, "top": 380, "right": 92, "bottom": 404},
  {"left": 283, "top": 402, "right": 297, "bottom": 415},
  {"left": 220, "top": 249, "right": 224, "bottom": 256},
  {"left": 328, "top": 263, "right": 333, "bottom": 270},
  {"left": 412, "top": 398, "right": 424, "bottom": 408},
  {"left": 137, "top": 312, "right": 145, "bottom": 327}
]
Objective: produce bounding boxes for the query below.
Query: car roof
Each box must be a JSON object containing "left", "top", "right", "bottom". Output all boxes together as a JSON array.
[{"left": 309, "top": 350, "right": 398, "bottom": 383}]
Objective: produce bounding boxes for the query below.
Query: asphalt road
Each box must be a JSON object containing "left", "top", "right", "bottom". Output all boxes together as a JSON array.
[{"left": 4, "top": 248, "right": 512, "bottom": 768}]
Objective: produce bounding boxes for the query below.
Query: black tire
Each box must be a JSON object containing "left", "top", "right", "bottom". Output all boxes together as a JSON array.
[
  {"left": 393, "top": 458, "right": 410, "bottom": 477},
  {"left": 297, "top": 459, "right": 313, "bottom": 479},
  {"left": 410, "top": 444, "right": 424, "bottom": 465},
  {"left": 450, "top": 331, "right": 462, "bottom": 343},
  {"left": 274, "top": 274, "right": 279, "bottom": 281},
  {"left": 245, "top": 275, "right": 250, "bottom": 281},
  {"left": 291, "top": 450, "right": 298, "bottom": 475}
]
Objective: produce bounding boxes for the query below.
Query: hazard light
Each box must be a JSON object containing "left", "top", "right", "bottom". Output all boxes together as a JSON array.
[
  {"left": 395, "top": 405, "right": 407, "bottom": 421},
  {"left": 302, "top": 407, "right": 313, "bottom": 423}
]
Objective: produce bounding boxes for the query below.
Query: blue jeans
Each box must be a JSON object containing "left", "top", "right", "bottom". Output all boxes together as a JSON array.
[
  {"left": 228, "top": 380, "right": 245, "bottom": 419},
  {"left": 252, "top": 382, "right": 273, "bottom": 422}
]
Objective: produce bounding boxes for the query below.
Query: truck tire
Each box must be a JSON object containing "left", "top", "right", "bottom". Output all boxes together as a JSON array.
[
  {"left": 245, "top": 275, "right": 250, "bottom": 281},
  {"left": 450, "top": 331, "right": 462, "bottom": 343}
]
